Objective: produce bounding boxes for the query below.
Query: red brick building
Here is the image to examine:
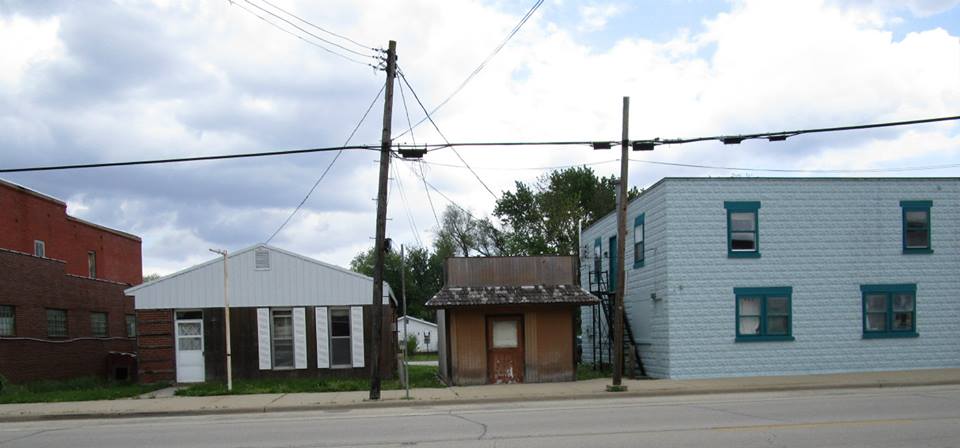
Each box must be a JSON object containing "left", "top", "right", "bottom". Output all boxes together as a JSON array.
[{"left": 0, "top": 179, "right": 142, "bottom": 384}]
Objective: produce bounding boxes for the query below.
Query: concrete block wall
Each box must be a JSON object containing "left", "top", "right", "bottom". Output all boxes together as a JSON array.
[{"left": 664, "top": 178, "right": 960, "bottom": 378}]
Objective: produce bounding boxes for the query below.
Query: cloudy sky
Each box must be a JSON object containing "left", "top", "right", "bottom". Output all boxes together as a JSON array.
[{"left": 1, "top": 0, "right": 959, "bottom": 275}]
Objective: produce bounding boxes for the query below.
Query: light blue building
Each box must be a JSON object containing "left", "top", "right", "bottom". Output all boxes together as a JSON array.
[{"left": 580, "top": 177, "right": 959, "bottom": 379}]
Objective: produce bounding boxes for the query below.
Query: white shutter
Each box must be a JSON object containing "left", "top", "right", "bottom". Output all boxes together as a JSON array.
[
  {"left": 316, "top": 307, "right": 330, "bottom": 368},
  {"left": 350, "top": 306, "right": 365, "bottom": 368},
  {"left": 293, "top": 307, "right": 307, "bottom": 369},
  {"left": 257, "top": 308, "right": 271, "bottom": 370}
]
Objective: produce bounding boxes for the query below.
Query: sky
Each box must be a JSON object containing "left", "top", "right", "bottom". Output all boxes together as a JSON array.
[{"left": 1, "top": 0, "right": 959, "bottom": 276}]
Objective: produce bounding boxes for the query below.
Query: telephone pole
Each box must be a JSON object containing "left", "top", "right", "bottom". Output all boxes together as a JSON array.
[
  {"left": 369, "top": 40, "right": 397, "bottom": 400},
  {"left": 611, "top": 96, "right": 629, "bottom": 390}
]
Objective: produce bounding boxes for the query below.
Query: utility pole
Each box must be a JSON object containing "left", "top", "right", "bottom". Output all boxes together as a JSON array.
[
  {"left": 369, "top": 40, "right": 397, "bottom": 400},
  {"left": 209, "top": 248, "right": 232, "bottom": 392},
  {"left": 401, "top": 244, "right": 410, "bottom": 400},
  {"left": 610, "top": 96, "right": 629, "bottom": 391}
]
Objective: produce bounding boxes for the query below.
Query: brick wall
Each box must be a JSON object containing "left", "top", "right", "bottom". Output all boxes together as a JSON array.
[
  {"left": 0, "top": 249, "right": 136, "bottom": 383},
  {"left": 0, "top": 180, "right": 142, "bottom": 285},
  {"left": 135, "top": 309, "right": 174, "bottom": 384}
]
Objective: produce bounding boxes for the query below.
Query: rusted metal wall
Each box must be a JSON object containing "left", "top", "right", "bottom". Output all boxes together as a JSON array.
[
  {"left": 448, "top": 305, "right": 576, "bottom": 385},
  {"left": 445, "top": 257, "right": 577, "bottom": 287}
]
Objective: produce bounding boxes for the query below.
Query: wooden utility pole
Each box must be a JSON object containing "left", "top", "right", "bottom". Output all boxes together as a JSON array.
[
  {"left": 611, "top": 96, "right": 629, "bottom": 390},
  {"left": 369, "top": 40, "right": 397, "bottom": 400}
]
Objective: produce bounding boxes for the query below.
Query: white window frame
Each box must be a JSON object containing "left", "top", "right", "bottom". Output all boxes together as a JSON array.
[
  {"left": 34, "top": 240, "right": 45, "bottom": 258},
  {"left": 329, "top": 307, "right": 352, "bottom": 368},
  {"left": 0, "top": 305, "right": 14, "bottom": 336},
  {"left": 125, "top": 315, "right": 137, "bottom": 337},
  {"left": 271, "top": 308, "right": 295, "bottom": 369},
  {"left": 87, "top": 251, "right": 97, "bottom": 278}
]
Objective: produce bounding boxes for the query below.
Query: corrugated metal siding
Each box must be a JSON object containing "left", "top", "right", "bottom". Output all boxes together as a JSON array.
[
  {"left": 665, "top": 178, "right": 960, "bottom": 378},
  {"left": 579, "top": 183, "right": 670, "bottom": 378},
  {"left": 129, "top": 245, "right": 390, "bottom": 309}
]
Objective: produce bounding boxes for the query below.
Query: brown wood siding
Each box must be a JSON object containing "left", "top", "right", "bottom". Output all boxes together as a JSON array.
[
  {"left": 445, "top": 257, "right": 576, "bottom": 287},
  {"left": 449, "top": 309, "right": 487, "bottom": 385},
  {"left": 143, "top": 305, "right": 396, "bottom": 383},
  {"left": 447, "top": 305, "right": 575, "bottom": 385}
]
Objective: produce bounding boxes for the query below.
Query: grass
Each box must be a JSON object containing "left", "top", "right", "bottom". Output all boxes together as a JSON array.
[
  {"left": 0, "top": 377, "right": 169, "bottom": 404},
  {"left": 576, "top": 364, "right": 612, "bottom": 381},
  {"left": 175, "top": 365, "right": 445, "bottom": 397},
  {"left": 406, "top": 353, "right": 438, "bottom": 362}
]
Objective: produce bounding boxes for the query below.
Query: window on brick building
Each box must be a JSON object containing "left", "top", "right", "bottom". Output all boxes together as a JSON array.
[
  {"left": 0, "top": 305, "right": 14, "bottom": 336},
  {"left": 34, "top": 240, "right": 45, "bottom": 258},
  {"left": 88, "top": 251, "right": 97, "bottom": 278},
  {"left": 47, "top": 309, "right": 68, "bottom": 337},
  {"left": 91, "top": 312, "right": 108, "bottom": 337},
  {"left": 126, "top": 315, "right": 137, "bottom": 337}
]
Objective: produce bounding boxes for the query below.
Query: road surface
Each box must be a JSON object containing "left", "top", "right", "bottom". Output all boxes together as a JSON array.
[{"left": 2, "top": 385, "right": 960, "bottom": 447}]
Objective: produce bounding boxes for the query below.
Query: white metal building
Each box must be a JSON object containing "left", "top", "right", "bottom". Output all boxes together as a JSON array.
[
  {"left": 126, "top": 244, "right": 396, "bottom": 383},
  {"left": 396, "top": 315, "right": 438, "bottom": 353}
]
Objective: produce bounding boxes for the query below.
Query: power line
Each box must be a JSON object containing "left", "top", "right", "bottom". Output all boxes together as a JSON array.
[
  {"left": 390, "top": 161, "right": 423, "bottom": 248},
  {"left": 229, "top": 0, "right": 377, "bottom": 68},
  {"left": 392, "top": 0, "right": 544, "bottom": 141},
  {"left": 399, "top": 156, "right": 479, "bottom": 221},
  {"left": 0, "top": 145, "right": 376, "bottom": 174},
  {"left": 397, "top": 67, "right": 500, "bottom": 200},
  {"left": 241, "top": 0, "right": 375, "bottom": 59},
  {"left": 6, "top": 115, "right": 957, "bottom": 174},
  {"left": 414, "top": 157, "right": 960, "bottom": 174},
  {"left": 419, "top": 160, "right": 442, "bottom": 229},
  {"left": 255, "top": 0, "right": 375, "bottom": 51},
  {"left": 397, "top": 73, "right": 441, "bottom": 230},
  {"left": 264, "top": 82, "right": 386, "bottom": 244}
]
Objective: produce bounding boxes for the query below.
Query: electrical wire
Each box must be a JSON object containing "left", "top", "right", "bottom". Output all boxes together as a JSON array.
[
  {"left": 393, "top": 0, "right": 544, "bottom": 141},
  {"left": 397, "top": 74, "right": 441, "bottom": 230},
  {"left": 229, "top": 0, "right": 377, "bottom": 68},
  {"left": 255, "top": 0, "right": 375, "bottom": 51},
  {"left": 399, "top": 155, "right": 479, "bottom": 221},
  {"left": 397, "top": 67, "right": 500, "bottom": 200},
  {"left": 264, "top": 82, "right": 386, "bottom": 244},
  {"left": 0, "top": 145, "right": 376, "bottom": 174},
  {"left": 391, "top": 161, "right": 424, "bottom": 248},
  {"left": 241, "top": 0, "right": 375, "bottom": 59},
  {"left": 419, "top": 160, "right": 442, "bottom": 230}
]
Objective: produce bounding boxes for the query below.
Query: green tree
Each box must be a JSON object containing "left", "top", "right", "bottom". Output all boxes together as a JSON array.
[
  {"left": 435, "top": 205, "right": 505, "bottom": 257},
  {"left": 494, "top": 166, "right": 639, "bottom": 256},
  {"left": 349, "top": 245, "right": 441, "bottom": 321}
]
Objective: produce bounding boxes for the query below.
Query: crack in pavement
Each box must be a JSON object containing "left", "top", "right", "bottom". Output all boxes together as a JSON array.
[
  {"left": 0, "top": 427, "right": 68, "bottom": 446},
  {"left": 449, "top": 411, "right": 489, "bottom": 440},
  {"left": 686, "top": 404, "right": 786, "bottom": 423}
]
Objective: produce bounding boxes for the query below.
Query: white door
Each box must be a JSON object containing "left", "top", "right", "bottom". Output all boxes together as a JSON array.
[{"left": 175, "top": 312, "right": 205, "bottom": 383}]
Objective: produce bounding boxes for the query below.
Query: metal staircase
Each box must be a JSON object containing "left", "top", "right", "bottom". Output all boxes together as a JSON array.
[{"left": 587, "top": 270, "right": 646, "bottom": 378}]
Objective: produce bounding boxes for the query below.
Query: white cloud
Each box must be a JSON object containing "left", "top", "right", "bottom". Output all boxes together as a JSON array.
[
  {"left": 0, "top": 15, "right": 62, "bottom": 89},
  {"left": 578, "top": 3, "right": 623, "bottom": 32}
]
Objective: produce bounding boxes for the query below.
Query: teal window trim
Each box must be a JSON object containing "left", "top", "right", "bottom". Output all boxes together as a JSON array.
[
  {"left": 861, "top": 283, "right": 918, "bottom": 338},
  {"left": 633, "top": 213, "right": 645, "bottom": 269},
  {"left": 725, "top": 201, "right": 761, "bottom": 258},
  {"left": 900, "top": 200, "right": 932, "bottom": 254},
  {"left": 734, "top": 286, "right": 794, "bottom": 342}
]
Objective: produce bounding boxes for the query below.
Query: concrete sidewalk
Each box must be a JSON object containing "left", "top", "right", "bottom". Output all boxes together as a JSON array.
[{"left": 2, "top": 368, "right": 959, "bottom": 422}]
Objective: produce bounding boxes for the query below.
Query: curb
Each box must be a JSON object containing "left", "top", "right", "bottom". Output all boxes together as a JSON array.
[{"left": 2, "top": 378, "right": 959, "bottom": 423}]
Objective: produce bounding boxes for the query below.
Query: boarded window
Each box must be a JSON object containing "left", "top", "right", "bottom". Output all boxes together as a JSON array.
[
  {"left": 88, "top": 251, "right": 97, "bottom": 278},
  {"left": 492, "top": 320, "right": 519, "bottom": 348},
  {"left": 91, "top": 312, "right": 108, "bottom": 337},
  {"left": 272, "top": 309, "right": 294, "bottom": 368},
  {"left": 255, "top": 248, "right": 270, "bottom": 270},
  {"left": 126, "top": 315, "right": 137, "bottom": 337},
  {"left": 330, "top": 309, "right": 351, "bottom": 366},
  {"left": 47, "top": 309, "right": 67, "bottom": 337},
  {"left": 0, "top": 305, "right": 14, "bottom": 336}
]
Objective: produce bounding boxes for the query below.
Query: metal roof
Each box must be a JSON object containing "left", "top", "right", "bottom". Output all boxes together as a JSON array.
[{"left": 426, "top": 284, "right": 599, "bottom": 308}]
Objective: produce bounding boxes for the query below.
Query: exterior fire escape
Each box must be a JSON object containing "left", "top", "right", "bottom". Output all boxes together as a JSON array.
[{"left": 586, "top": 267, "right": 646, "bottom": 378}]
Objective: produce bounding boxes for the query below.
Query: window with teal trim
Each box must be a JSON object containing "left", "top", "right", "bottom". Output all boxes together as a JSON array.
[
  {"left": 735, "top": 287, "right": 793, "bottom": 342},
  {"left": 633, "top": 214, "right": 645, "bottom": 268},
  {"left": 592, "top": 237, "right": 602, "bottom": 277},
  {"left": 901, "top": 201, "right": 932, "bottom": 254},
  {"left": 861, "top": 284, "right": 917, "bottom": 338},
  {"left": 725, "top": 201, "right": 760, "bottom": 258}
]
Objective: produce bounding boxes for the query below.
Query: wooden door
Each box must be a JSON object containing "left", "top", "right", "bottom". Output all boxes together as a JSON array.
[{"left": 487, "top": 315, "right": 524, "bottom": 384}]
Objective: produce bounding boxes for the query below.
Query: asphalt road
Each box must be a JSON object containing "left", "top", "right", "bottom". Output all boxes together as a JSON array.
[{"left": 3, "top": 385, "right": 960, "bottom": 448}]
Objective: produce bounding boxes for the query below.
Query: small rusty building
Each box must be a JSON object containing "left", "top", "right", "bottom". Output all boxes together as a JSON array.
[{"left": 428, "top": 256, "right": 598, "bottom": 385}]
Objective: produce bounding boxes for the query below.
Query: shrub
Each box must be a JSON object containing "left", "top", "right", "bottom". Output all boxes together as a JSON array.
[{"left": 404, "top": 334, "right": 418, "bottom": 356}]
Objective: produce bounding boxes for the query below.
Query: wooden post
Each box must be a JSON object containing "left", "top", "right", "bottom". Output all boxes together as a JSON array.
[
  {"left": 370, "top": 40, "right": 397, "bottom": 400},
  {"left": 611, "top": 97, "right": 629, "bottom": 391}
]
